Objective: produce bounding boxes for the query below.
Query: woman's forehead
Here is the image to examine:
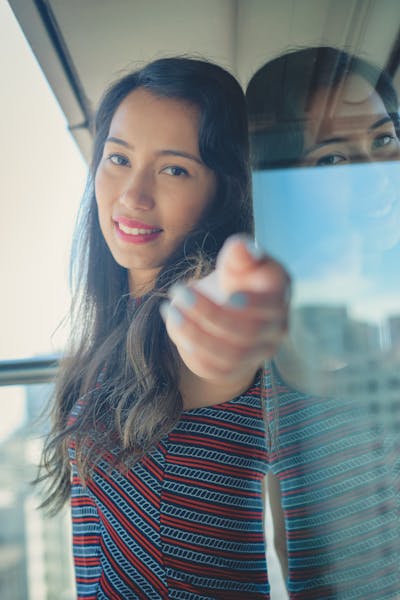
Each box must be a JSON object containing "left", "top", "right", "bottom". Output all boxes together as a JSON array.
[
  {"left": 306, "top": 75, "right": 388, "bottom": 138},
  {"left": 339, "top": 74, "right": 379, "bottom": 104},
  {"left": 107, "top": 88, "right": 201, "bottom": 150}
]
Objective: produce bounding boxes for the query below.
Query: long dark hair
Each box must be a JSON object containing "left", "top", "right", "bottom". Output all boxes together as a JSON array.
[
  {"left": 39, "top": 57, "right": 252, "bottom": 513},
  {"left": 246, "top": 46, "right": 400, "bottom": 169}
]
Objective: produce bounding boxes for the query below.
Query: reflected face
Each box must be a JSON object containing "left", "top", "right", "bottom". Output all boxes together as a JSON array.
[
  {"left": 296, "top": 74, "right": 400, "bottom": 253},
  {"left": 95, "top": 88, "right": 216, "bottom": 294},
  {"left": 301, "top": 74, "right": 400, "bottom": 167}
]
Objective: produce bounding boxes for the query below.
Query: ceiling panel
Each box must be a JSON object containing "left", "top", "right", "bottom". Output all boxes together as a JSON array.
[
  {"left": 8, "top": 0, "right": 400, "bottom": 160},
  {"left": 49, "top": 0, "right": 238, "bottom": 108}
]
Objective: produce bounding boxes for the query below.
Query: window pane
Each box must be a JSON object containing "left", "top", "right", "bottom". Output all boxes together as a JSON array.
[
  {"left": 0, "top": 0, "right": 86, "bottom": 360},
  {"left": 0, "top": 384, "right": 74, "bottom": 599},
  {"left": 247, "top": 17, "right": 400, "bottom": 595}
]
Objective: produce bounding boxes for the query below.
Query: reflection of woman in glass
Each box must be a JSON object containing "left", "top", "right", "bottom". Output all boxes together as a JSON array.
[
  {"left": 247, "top": 46, "right": 400, "bottom": 169},
  {"left": 249, "top": 46, "right": 400, "bottom": 372},
  {"left": 247, "top": 46, "right": 400, "bottom": 253},
  {"left": 247, "top": 47, "right": 400, "bottom": 599},
  {"left": 39, "top": 57, "right": 290, "bottom": 599}
]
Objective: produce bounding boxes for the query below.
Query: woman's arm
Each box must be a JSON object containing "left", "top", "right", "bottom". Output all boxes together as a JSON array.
[{"left": 161, "top": 235, "right": 290, "bottom": 408}]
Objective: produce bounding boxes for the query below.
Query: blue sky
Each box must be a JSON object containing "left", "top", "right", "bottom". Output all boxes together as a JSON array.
[{"left": 253, "top": 162, "right": 400, "bottom": 323}]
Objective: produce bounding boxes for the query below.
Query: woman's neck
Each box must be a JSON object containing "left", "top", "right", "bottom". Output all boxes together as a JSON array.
[{"left": 128, "top": 269, "right": 159, "bottom": 298}]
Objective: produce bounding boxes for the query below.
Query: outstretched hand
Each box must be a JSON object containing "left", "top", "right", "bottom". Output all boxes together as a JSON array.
[{"left": 161, "top": 235, "right": 291, "bottom": 384}]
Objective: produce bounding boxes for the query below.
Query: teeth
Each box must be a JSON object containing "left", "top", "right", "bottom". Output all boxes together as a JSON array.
[{"left": 119, "top": 223, "right": 159, "bottom": 235}]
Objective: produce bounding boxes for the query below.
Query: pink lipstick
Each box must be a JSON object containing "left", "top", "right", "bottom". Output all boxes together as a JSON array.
[{"left": 114, "top": 216, "right": 162, "bottom": 244}]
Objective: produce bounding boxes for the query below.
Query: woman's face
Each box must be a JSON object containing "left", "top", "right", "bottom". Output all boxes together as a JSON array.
[
  {"left": 95, "top": 88, "right": 217, "bottom": 294},
  {"left": 296, "top": 73, "right": 400, "bottom": 251},
  {"left": 300, "top": 74, "right": 400, "bottom": 167}
]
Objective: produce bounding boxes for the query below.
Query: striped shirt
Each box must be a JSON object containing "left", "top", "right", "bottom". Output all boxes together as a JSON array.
[
  {"left": 68, "top": 365, "right": 399, "bottom": 599},
  {"left": 267, "top": 366, "right": 399, "bottom": 599},
  {"left": 69, "top": 379, "right": 270, "bottom": 599}
]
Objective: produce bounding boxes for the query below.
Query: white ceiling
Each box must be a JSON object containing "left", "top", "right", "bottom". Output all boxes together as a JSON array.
[{"left": 8, "top": 0, "right": 400, "bottom": 160}]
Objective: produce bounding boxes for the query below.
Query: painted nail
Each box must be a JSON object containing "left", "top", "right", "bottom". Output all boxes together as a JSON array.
[
  {"left": 169, "top": 284, "right": 196, "bottom": 308},
  {"left": 159, "top": 301, "right": 170, "bottom": 322},
  {"left": 245, "top": 239, "right": 265, "bottom": 261},
  {"left": 227, "top": 292, "right": 248, "bottom": 308},
  {"left": 160, "top": 301, "right": 184, "bottom": 326}
]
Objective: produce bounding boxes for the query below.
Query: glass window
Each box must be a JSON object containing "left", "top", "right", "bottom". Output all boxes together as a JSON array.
[
  {"left": 0, "top": 0, "right": 86, "bottom": 361},
  {"left": 0, "top": 384, "right": 74, "bottom": 600},
  {"left": 245, "top": 7, "right": 400, "bottom": 597}
]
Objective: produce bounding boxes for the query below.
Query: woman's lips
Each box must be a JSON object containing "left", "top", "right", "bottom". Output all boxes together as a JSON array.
[{"left": 114, "top": 216, "right": 162, "bottom": 244}]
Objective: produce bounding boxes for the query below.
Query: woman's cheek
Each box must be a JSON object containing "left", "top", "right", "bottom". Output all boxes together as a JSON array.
[
  {"left": 95, "top": 167, "right": 112, "bottom": 208},
  {"left": 94, "top": 168, "right": 103, "bottom": 205}
]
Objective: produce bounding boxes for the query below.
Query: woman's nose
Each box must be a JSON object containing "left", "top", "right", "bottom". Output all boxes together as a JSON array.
[
  {"left": 120, "top": 169, "right": 155, "bottom": 210},
  {"left": 350, "top": 144, "right": 374, "bottom": 164}
]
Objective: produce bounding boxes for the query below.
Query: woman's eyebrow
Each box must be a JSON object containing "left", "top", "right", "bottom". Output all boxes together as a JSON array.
[
  {"left": 369, "top": 116, "right": 392, "bottom": 131},
  {"left": 304, "top": 116, "right": 394, "bottom": 155},
  {"left": 157, "top": 149, "right": 203, "bottom": 165},
  {"left": 105, "top": 137, "right": 203, "bottom": 165},
  {"left": 105, "top": 136, "right": 132, "bottom": 148},
  {"left": 303, "top": 136, "right": 347, "bottom": 155}
]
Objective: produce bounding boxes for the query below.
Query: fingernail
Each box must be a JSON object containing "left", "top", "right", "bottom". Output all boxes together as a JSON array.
[
  {"left": 160, "top": 301, "right": 184, "bottom": 326},
  {"left": 245, "top": 239, "right": 265, "bottom": 261},
  {"left": 169, "top": 284, "right": 196, "bottom": 308},
  {"left": 227, "top": 292, "right": 248, "bottom": 308},
  {"left": 159, "top": 301, "right": 169, "bottom": 322}
]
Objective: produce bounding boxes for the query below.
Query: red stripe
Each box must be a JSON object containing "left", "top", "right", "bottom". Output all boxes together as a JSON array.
[
  {"left": 165, "top": 473, "right": 261, "bottom": 497},
  {"left": 88, "top": 479, "right": 161, "bottom": 564},
  {"left": 99, "top": 519, "right": 166, "bottom": 595},
  {"left": 169, "top": 577, "right": 268, "bottom": 599},
  {"left": 161, "top": 491, "right": 262, "bottom": 519},
  {"left": 169, "top": 455, "right": 265, "bottom": 478},
  {"left": 166, "top": 555, "right": 267, "bottom": 582},
  {"left": 160, "top": 513, "right": 263, "bottom": 540}
]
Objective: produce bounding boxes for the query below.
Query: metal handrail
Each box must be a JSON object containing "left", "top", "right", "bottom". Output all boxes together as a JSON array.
[{"left": 0, "top": 356, "right": 59, "bottom": 386}]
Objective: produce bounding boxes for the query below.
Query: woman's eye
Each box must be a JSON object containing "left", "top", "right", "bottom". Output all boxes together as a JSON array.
[
  {"left": 372, "top": 133, "right": 395, "bottom": 150},
  {"left": 162, "top": 166, "right": 189, "bottom": 177},
  {"left": 316, "top": 153, "right": 346, "bottom": 167},
  {"left": 108, "top": 153, "right": 130, "bottom": 167}
]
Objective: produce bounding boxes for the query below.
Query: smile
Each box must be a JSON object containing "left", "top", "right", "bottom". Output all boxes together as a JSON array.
[
  {"left": 119, "top": 223, "right": 161, "bottom": 235},
  {"left": 114, "top": 220, "right": 163, "bottom": 245}
]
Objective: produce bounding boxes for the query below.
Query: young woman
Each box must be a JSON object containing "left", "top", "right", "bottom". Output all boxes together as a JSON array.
[
  {"left": 39, "top": 57, "right": 289, "bottom": 599},
  {"left": 246, "top": 47, "right": 400, "bottom": 599}
]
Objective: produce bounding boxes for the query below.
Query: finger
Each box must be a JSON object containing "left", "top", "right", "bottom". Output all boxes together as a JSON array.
[
  {"left": 226, "top": 289, "right": 289, "bottom": 314},
  {"left": 217, "top": 235, "right": 265, "bottom": 274},
  {"left": 217, "top": 235, "right": 291, "bottom": 295},
  {"left": 160, "top": 300, "right": 248, "bottom": 372},
  {"left": 235, "top": 261, "right": 291, "bottom": 294},
  {"left": 160, "top": 301, "right": 283, "bottom": 377},
  {"left": 168, "top": 284, "right": 287, "bottom": 344}
]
